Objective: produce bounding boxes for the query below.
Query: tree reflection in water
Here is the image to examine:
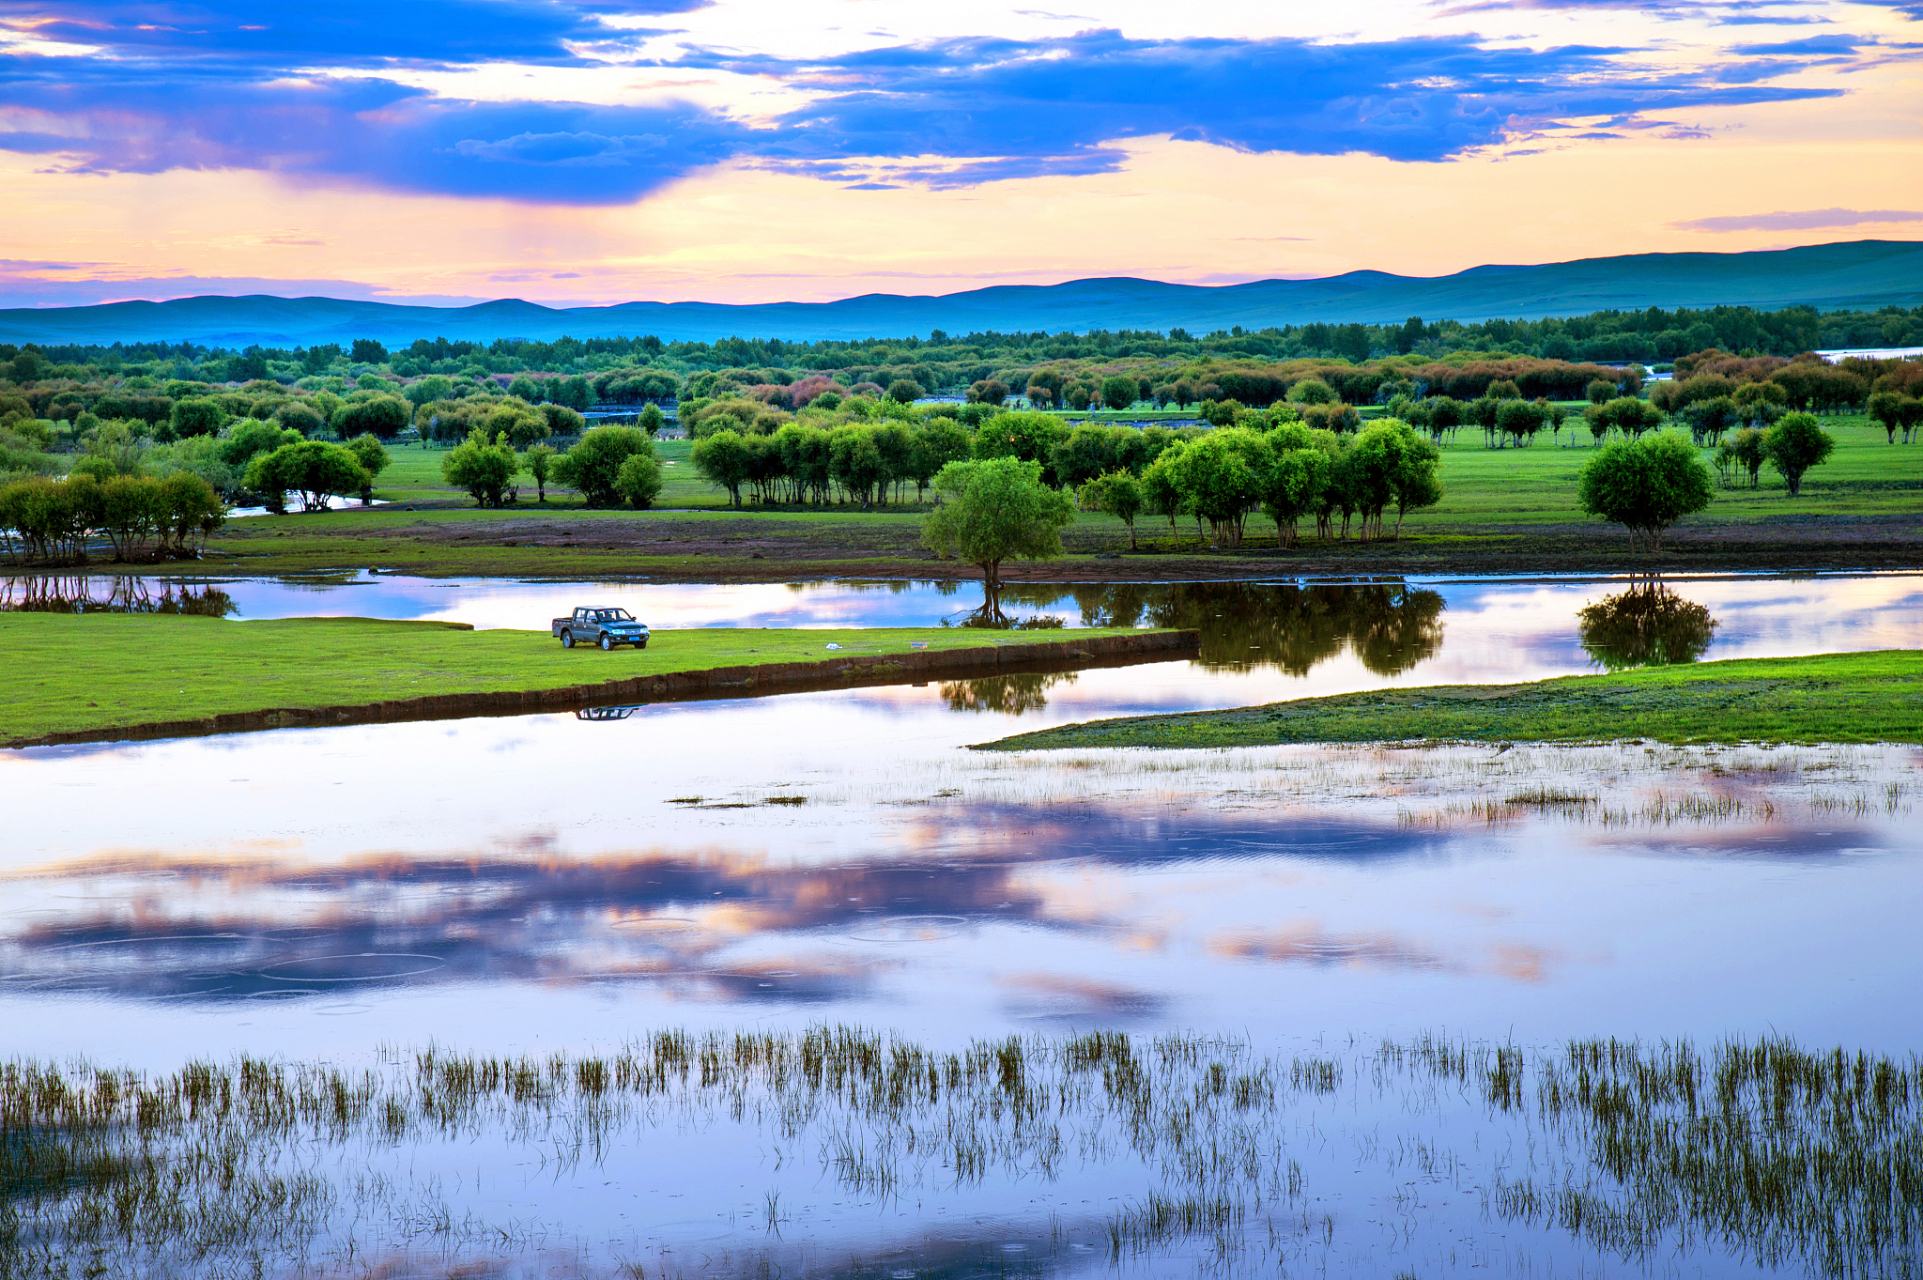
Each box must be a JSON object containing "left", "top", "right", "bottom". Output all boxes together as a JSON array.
[
  {"left": 0, "top": 574, "right": 235, "bottom": 617},
  {"left": 1578, "top": 580, "right": 1718, "bottom": 670},
  {"left": 940, "top": 671, "right": 1077, "bottom": 715},
  {"left": 996, "top": 580, "right": 1447, "bottom": 676}
]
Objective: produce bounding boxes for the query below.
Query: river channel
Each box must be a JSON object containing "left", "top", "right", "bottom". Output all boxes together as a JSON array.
[{"left": 2, "top": 570, "right": 1918, "bottom": 1278}]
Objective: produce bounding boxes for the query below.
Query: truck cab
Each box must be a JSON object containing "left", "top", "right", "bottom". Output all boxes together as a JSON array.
[{"left": 551, "top": 606, "right": 649, "bottom": 650}]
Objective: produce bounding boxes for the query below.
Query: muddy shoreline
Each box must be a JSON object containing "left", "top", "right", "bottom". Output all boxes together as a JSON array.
[{"left": 4, "top": 629, "right": 1200, "bottom": 751}]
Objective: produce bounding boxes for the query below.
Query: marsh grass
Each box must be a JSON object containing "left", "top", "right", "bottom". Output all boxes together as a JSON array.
[{"left": 1, "top": 1027, "right": 1915, "bottom": 1279}]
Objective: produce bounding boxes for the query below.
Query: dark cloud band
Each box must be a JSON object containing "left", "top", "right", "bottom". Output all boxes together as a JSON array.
[{"left": 0, "top": 9, "right": 1863, "bottom": 203}]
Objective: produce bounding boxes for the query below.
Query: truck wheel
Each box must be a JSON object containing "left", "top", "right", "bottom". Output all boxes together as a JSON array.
[
  {"left": 561, "top": 632, "right": 574, "bottom": 648},
  {"left": 599, "top": 634, "right": 613, "bottom": 651}
]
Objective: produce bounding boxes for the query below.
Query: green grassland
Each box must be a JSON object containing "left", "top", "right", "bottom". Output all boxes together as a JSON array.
[
  {"left": 180, "top": 414, "right": 1917, "bottom": 579},
  {"left": 0, "top": 614, "right": 1149, "bottom": 746},
  {"left": 983, "top": 650, "right": 1923, "bottom": 750}
]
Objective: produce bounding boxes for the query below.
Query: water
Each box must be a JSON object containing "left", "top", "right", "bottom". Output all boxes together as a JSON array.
[{"left": 2, "top": 570, "right": 1919, "bottom": 1277}]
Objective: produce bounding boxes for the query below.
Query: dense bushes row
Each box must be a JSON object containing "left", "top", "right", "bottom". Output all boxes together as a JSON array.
[{"left": 0, "top": 473, "right": 226, "bottom": 565}]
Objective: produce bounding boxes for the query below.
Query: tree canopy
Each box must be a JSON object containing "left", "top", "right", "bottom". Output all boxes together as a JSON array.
[
  {"left": 1576, "top": 432, "right": 1714, "bottom": 552},
  {"left": 921, "top": 457, "right": 1076, "bottom": 621}
]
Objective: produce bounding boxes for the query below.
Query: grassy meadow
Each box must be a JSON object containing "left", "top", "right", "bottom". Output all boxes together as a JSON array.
[
  {"left": 0, "top": 614, "right": 1151, "bottom": 746},
  {"left": 984, "top": 649, "right": 1923, "bottom": 750}
]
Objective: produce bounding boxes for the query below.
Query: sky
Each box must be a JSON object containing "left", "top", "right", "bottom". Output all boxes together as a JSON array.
[{"left": 0, "top": 0, "right": 1918, "bottom": 308}]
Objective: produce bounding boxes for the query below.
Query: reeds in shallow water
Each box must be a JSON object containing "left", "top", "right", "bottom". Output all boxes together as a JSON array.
[{"left": 0, "top": 1027, "right": 1916, "bottom": 1279}]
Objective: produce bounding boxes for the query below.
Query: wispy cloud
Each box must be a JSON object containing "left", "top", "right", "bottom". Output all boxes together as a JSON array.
[{"left": 1671, "top": 207, "right": 1923, "bottom": 231}]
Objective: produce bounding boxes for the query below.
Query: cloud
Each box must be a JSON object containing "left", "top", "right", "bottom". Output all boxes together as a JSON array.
[
  {"left": 752, "top": 29, "right": 1842, "bottom": 178},
  {"left": 1671, "top": 207, "right": 1923, "bottom": 231},
  {"left": 0, "top": 61, "right": 754, "bottom": 200},
  {"left": 0, "top": 1, "right": 706, "bottom": 67},
  {"left": 0, "top": 19, "right": 1855, "bottom": 203}
]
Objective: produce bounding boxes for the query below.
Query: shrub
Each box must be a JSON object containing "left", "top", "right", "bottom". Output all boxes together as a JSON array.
[
  {"left": 169, "top": 397, "right": 226, "bottom": 439},
  {"left": 552, "top": 425, "right": 651, "bottom": 507},
  {"left": 613, "top": 453, "right": 664, "bottom": 509},
  {"left": 1577, "top": 432, "right": 1714, "bottom": 552},
  {"left": 439, "top": 429, "right": 521, "bottom": 508}
]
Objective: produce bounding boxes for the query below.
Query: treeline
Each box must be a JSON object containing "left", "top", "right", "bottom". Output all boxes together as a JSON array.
[
  {"left": 0, "top": 472, "right": 225, "bottom": 565},
  {"left": 3, "top": 300, "right": 1918, "bottom": 391},
  {"left": 684, "top": 407, "right": 1444, "bottom": 547}
]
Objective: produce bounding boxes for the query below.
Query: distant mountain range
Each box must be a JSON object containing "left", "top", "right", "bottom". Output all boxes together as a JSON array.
[{"left": 2, "top": 240, "right": 1918, "bottom": 349}]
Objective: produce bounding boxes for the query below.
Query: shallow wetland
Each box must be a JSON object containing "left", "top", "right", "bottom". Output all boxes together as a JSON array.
[{"left": 2, "top": 570, "right": 1919, "bottom": 1277}]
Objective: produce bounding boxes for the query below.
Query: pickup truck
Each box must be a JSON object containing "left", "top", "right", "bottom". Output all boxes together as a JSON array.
[{"left": 551, "top": 606, "right": 650, "bottom": 650}]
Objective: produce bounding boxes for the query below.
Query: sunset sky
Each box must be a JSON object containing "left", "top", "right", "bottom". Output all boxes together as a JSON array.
[{"left": 0, "top": 0, "right": 1918, "bottom": 308}]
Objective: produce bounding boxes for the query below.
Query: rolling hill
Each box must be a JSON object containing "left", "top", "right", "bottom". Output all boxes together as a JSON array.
[{"left": 1, "top": 240, "right": 1917, "bottom": 348}]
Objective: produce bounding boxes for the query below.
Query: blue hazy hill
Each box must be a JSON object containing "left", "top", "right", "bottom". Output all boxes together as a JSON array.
[{"left": 2, "top": 240, "right": 1917, "bottom": 348}]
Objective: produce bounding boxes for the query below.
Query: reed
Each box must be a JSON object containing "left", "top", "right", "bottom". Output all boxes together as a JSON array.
[{"left": 1, "top": 1026, "right": 1914, "bottom": 1278}]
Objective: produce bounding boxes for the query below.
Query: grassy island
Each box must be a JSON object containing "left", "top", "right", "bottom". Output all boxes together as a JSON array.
[
  {"left": 982, "top": 650, "right": 1923, "bottom": 750},
  {"left": 1, "top": 614, "right": 1183, "bottom": 748}
]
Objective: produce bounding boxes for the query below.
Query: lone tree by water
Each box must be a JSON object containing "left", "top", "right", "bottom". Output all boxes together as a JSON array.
[
  {"left": 922, "top": 457, "right": 1076, "bottom": 622},
  {"left": 1576, "top": 432, "right": 1714, "bottom": 553}
]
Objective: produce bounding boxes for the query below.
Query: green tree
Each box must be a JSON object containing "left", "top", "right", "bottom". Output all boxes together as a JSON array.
[
  {"left": 1100, "top": 374, "right": 1139, "bottom": 411},
  {"left": 830, "top": 426, "right": 885, "bottom": 504},
  {"left": 1348, "top": 419, "right": 1442, "bottom": 539},
  {"left": 404, "top": 375, "right": 455, "bottom": 410},
  {"left": 508, "top": 375, "right": 543, "bottom": 403},
  {"left": 1261, "top": 425, "right": 1333, "bottom": 548},
  {"left": 886, "top": 378, "right": 924, "bottom": 404},
  {"left": 345, "top": 433, "right": 390, "bottom": 503},
  {"left": 912, "top": 419, "right": 973, "bottom": 501},
  {"left": 526, "top": 443, "right": 556, "bottom": 501},
  {"left": 487, "top": 402, "right": 553, "bottom": 449},
  {"left": 1585, "top": 379, "right": 1617, "bottom": 405},
  {"left": 638, "top": 403, "right": 667, "bottom": 436},
  {"left": 334, "top": 395, "right": 410, "bottom": 440},
  {"left": 169, "top": 397, "right": 226, "bottom": 439},
  {"left": 1576, "top": 432, "right": 1714, "bottom": 552},
  {"left": 691, "top": 429, "right": 754, "bottom": 507},
  {"left": 219, "top": 419, "right": 302, "bottom": 467},
  {"left": 246, "top": 441, "right": 370, "bottom": 513},
  {"left": 551, "top": 426, "right": 652, "bottom": 507},
  {"left": 350, "top": 338, "right": 388, "bottom": 365},
  {"left": 273, "top": 401, "right": 327, "bottom": 437},
  {"left": 1078, "top": 469, "right": 1144, "bottom": 549},
  {"left": 921, "top": 457, "right": 1076, "bottom": 621},
  {"left": 1715, "top": 427, "right": 1766, "bottom": 489},
  {"left": 1286, "top": 379, "right": 1336, "bottom": 406},
  {"left": 972, "top": 410, "right": 1069, "bottom": 483},
  {"left": 614, "top": 453, "right": 663, "bottom": 509},
  {"left": 1868, "top": 391, "right": 1921, "bottom": 445},
  {"left": 1584, "top": 396, "right": 1664, "bottom": 444},
  {"left": 1494, "top": 399, "right": 1548, "bottom": 448},
  {"left": 439, "top": 429, "right": 521, "bottom": 508},
  {"left": 1140, "top": 452, "right": 1186, "bottom": 533},
  {"left": 1162, "top": 428, "right": 1269, "bottom": 547},
  {"left": 1760, "top": 412, "right": 1835, "bottom": 497}
]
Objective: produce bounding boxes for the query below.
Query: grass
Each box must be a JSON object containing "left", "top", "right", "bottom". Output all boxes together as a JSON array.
[
  {"left": 0, "top": 613, "right": 1151, "bottom": 746},
  {"left": 982, "top": 649, "right": 1923, "bottom": 750}
]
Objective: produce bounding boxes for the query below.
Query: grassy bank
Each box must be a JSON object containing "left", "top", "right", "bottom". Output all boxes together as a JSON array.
[
  {"left": 983, "top": 650, "right": 1923, "bottom": 750},
  {"left": 0, "top": 613, "right": 1157, "bottom": 747}
]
